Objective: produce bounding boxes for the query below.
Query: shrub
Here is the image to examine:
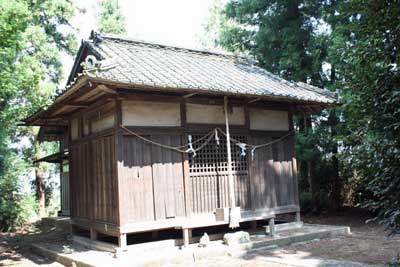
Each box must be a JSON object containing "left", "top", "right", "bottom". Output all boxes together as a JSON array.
[{"left": 0, "top": 174, "right": 24, "bottom": 231}]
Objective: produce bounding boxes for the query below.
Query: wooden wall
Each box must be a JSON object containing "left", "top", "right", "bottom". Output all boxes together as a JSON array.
[
  {"left": 68, "top": 93, "right": 300, "bottom": 233},
  {"left": 118, "top": 135, "right": 186, "bottom": 224},
  {"left": 69, "top": 136, "right": 118, "bottom": 224},
  {"left": 249, "top": 134, "right": 298, "bottom": 211},
  {"left": 60, "top": 172, "right": 70, "bottom": 214}
]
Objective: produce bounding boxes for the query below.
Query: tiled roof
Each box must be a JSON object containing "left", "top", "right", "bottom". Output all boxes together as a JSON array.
[{"left": 75, "top": 32, "right": 337, "bottom": 104}]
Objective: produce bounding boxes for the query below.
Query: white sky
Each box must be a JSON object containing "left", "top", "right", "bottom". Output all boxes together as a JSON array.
[{"left": 63, "top": 0, "right": 216, "bottom": 83}]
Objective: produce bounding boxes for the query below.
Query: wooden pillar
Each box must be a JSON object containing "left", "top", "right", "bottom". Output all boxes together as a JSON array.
[
  {"left": 118, "top": 233, "right": 127, "bottom": 248},
  {"left": 224, "top": 96, "right": 240, "bottom": 228},
  {"left": 90, "top": 227, "right": 98, "bottom": 241},
  {"left": 269, "top": 218, "right": 275, "bottom": 237},
  {"left": 70, "top": 225, "right": 77, "bottom": 236},
  {"left": 295, "top": 211, "right": 301, "bottom": 222},
  {"left": 59, "top": 160, "right": 63, "bottom": 214},
  {"left": 182, "top": 228, "right": 192, "bottom": 248},
  {"left": 181, "top": 99, "right": 192, "bottom": 218},
  {"left": 115, "top": 99, "right": 123, "bottom": 226},
  {"left": 224, "top": 96, "right": 235, "bottom": 209},
  {"left": 151, "top": 230, "right": 159, "bottom": 240},
  {"left": 250, "top": 221, "right": 258, "bottom": 230}
]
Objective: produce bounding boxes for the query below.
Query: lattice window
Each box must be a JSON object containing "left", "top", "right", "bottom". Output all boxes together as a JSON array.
[{"left": 189, "top": 134, "right": 248, "bottom": 174}]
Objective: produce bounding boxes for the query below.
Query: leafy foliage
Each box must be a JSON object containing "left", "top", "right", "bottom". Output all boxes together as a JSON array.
[
  {"left": 210, "top": 0, "right": 340, "bottom": 214},
  {"left": 330, "top": 0, "right": 400, "bottom": 234},
  {"left": 211, "top": 0, "right": 400, "bottom": 234},
  {"left": 98, "top": 0, "right": 127, "bottom": 35},
  {"left": 216, "top": 0, "right": 326, "bottom": 83},
  {"left": 0, "top": 0, "right": 76, "bottom": 230}
]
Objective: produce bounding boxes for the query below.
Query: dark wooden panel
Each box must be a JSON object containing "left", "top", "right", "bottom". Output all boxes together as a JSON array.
[
  {"left": 70, "top": 135, "right": 117, "bottom": 224},
  {"left": 151, "top": 135, "right": 186, "bottom": 220},
  {"left": 92, "top": 136, "right": 118, "bottom": 223},
  {"left": 120, "top": 136, "right": 155, "bottom": 223},
  {"left": 249, "top": 136, "right": 277, "bottom": 210},
  {"left": 249, "top": 134, "right": 297, "bottom": 211},
  {"left": 60, "top": 172, "right": 69, "bottom": 212},
  {"left": 69, "top": 141, "right": 92, "bottom": 220}
]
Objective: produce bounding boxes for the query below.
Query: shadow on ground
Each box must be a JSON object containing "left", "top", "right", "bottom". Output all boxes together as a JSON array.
[{"left": 1, "top": 207, "right": 398, "bottom": 267}]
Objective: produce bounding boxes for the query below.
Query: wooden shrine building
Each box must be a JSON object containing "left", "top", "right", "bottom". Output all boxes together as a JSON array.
[{"left": 24, "top": 32, "right": 337, "bottom": 248}]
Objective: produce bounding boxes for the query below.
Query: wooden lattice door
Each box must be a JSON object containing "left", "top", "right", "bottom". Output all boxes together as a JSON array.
[{"left": 189, "top": 134, "right": 251, "bottom": 214}]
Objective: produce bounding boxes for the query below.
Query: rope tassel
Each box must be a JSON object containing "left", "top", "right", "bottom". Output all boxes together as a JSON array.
[
  {"left": 215, "top": 129, "right": 220, "bottom": 145},
  {"left": 186, "top": 134, "right": 196, "bottom": 157},
  {"left": 251, "top": 147, "right": 256, "bottom": 160},
  {"left": 237, "top": 143, "right": 247, "bottom": 157}
]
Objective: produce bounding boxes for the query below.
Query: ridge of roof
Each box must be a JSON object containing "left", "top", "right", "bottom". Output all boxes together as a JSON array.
[{"left": 89, "top": 31, "right": 253, "bottom": 61}]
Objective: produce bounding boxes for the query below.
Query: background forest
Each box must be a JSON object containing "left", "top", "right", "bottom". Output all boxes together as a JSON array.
[{"left": 0, "top": 0, "right": 399, "bottom": 238}]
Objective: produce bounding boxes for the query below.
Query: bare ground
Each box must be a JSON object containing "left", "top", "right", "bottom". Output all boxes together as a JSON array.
[
  {"left": 295, "top": 207, "right": 400, "bottom": 265},
  {"left": 0, "top": 224, "right": 65, "bottom": 267},
  {"left": 175, "top": 208, "right": 399, "bottom": 267},
  {"left": 0, "top": 208, "right": 399, "bottom": 267}
]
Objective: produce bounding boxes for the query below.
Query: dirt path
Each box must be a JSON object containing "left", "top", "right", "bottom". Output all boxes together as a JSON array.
[
  {"left": 0, "top": 225, "right": 65, "bottom": 267},
  {"left": 0, "top": 238, "right": 63, "bottom": 267}
]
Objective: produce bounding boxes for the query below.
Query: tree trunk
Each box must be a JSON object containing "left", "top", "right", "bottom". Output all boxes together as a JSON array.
[
  {"left": 305, "top": 116, "right": 319, "bottom": 212},
  {"left": 298, "top": 114, "right": 311, "bottom": 192},
  {"left": 329, "top": 67, "right": 341, "bottom": 212},
  {"left": 35, "top": 163, "right": 46, "bottom": 219},
  {"left": 329, "top": 110, "right": 341, "bottom": 211}
]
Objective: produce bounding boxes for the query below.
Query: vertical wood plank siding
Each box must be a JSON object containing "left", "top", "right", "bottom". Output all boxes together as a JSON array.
[
  {"left": 249, "top": 134, "right": 297, "bottom": 210},
  {"left": 60, "top": 172, "right": 70, "bottom": 212},
  {"left": 70, "top": 136, "right": 118, "bottom": 224},
  {"left": 151, "top": 135, "right": 186, "bottom": 220},
  {"left": 70, "top": 142, "right": 91, "bottom": 219},
  {"left": 70, "top": 131, "right": 298, "bottom": 227},
  {"left": 119, "top": 135, "right": 186, "bottom": 224},
  {"left": 66, "top": 95, "right": 301, "bottom": 235},
  {"left": 119, "top": 136, "right": 155, "bottom": 223}
]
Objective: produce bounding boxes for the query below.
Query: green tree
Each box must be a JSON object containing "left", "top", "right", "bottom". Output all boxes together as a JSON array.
[
  {"left": 98, "top": 0, "right": 126, "bottom": 35},
  {"left": 212, "top": 0, "right": 400, "bottom": 235},
  {"left": 330, "top": 0, "right": 400, "bottom": 233},
  {"left": 211, "top": 0, "right": 341, "bottom": 212},
  {"left": 216, "top": 0, "right": 323, "bottom": 82},
  {"left": 0, "top": 0, "right": 76, "bottom": 230}
]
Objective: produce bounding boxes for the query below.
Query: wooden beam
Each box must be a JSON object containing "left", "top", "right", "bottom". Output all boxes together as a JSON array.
[
  {"left": 118, "top": 91, "right": 181, "bottom": 103},
  {"left": 248, "top": 97, "right": 261, "bottom": 104},
  {"left": 65, "top": 103, "right": 89, "bottom": 108},
  {"left": 98, "top": 84, "right": 118, "bottom": 95},
  {"left": 68, "top": 96, "right": 115, "bottom": 120},
  {"left": 183, "top": 92, "right": 197, "bottom": 98},
  {"left": 122, "top": 126, "right": 184, "bottom": 135}
]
